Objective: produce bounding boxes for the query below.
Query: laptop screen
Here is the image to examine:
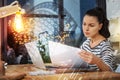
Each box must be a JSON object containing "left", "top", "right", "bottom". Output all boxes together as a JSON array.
[{"left": 25, "top": 41, "right": 46, "bottom": 69}]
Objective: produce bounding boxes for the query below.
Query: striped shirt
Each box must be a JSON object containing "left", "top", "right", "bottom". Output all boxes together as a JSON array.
[{"left": 80, "top": 38, "right": 116, "bottom": 71}]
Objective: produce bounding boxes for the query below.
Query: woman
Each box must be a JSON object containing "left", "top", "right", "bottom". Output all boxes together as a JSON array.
[{"left": 79, "top": 7, "right": 116, "bottom": 71}]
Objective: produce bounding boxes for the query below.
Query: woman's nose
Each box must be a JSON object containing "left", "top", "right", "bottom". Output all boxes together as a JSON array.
[{"left": 85, "top": 26, "right": 89, "bottom": 31}]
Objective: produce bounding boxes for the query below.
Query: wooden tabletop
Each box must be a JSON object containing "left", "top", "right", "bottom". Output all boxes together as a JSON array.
[{"left": 2, "top": 64, "right": 120, "bottom": 80}]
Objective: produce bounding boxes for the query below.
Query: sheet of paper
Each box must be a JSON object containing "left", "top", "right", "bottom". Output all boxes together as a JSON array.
[{"left": 48, "top": 41, "right": 88, "bottom": 68}]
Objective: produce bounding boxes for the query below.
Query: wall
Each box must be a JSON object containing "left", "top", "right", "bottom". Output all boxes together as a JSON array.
[
  {"left": 106, "top": 0, "right": 120, "bottom": 20},
  {"left": 107, "top": 0, "right": 120, "bottom": 52}
]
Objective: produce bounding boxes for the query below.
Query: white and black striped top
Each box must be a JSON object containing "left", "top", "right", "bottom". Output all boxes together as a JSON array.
[{"left": 80, "top": 39, "right": 116, "bottom": 71}]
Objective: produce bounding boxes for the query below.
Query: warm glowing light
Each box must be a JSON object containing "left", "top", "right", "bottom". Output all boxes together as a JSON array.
[
  {"left": 13, "top": 12, "right": 24, "bottom": 33},
  {"left": 9, "top": 14, "right": 36, "bottom": 44}
]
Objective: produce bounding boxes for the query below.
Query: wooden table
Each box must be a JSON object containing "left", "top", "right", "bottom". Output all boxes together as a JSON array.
[{"left": 1, "top": 64, "right": 120, "bottom": 80}]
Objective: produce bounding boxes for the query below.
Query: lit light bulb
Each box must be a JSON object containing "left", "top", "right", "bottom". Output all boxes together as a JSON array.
[{"left": 14, "top": 12, "right": 24, "bottom": 33}]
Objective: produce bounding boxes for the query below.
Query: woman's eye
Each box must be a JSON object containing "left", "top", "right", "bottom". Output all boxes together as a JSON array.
[
  {"left": 90, "top": 24, "right": 94, "bottom": 27},
  {"left": 83, "top": 23, "right": 86, "bottom": 26}
]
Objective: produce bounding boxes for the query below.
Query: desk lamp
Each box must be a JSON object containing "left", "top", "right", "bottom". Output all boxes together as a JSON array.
[{"left": 0, "top": 1, "right": 25, "bottom": 76}]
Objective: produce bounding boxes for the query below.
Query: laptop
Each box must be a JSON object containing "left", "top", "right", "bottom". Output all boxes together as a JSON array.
[
  {"left": 25, "top": 41, "right": 46, "bottom": 69},
  {"left": 25, "top": 40, "right": 60, "bottom": 70}
]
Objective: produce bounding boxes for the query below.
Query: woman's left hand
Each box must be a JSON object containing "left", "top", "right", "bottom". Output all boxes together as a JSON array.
[{"left": 79, "top": 50, "right": 100, "bottom": 65}]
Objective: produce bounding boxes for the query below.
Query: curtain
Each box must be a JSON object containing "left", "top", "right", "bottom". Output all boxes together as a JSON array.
[{"left": 96, "top": 0, "right": 106, "bottom": 16}]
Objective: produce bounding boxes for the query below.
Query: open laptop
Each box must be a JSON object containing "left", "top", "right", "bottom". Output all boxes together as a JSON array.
[
  {"left": 25, "top": 40, "right": 60, "bottom": 70},
  {"left": 25, "top": 40, "right": 46, "bottom": 69}
]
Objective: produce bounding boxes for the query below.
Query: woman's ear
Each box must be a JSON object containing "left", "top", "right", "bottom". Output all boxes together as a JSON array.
[{"left": 99, "top": 23, "right": 103, "bottom": 30}]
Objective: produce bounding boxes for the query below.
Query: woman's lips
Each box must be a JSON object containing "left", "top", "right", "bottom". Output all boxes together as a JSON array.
[{"left": 85, "top": 32, "right": 90, "bottom": 35}]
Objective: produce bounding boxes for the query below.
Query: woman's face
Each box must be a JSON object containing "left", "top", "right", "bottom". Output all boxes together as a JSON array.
[{"left": 82, "top": 15, "right": 102, "bottom": 38}]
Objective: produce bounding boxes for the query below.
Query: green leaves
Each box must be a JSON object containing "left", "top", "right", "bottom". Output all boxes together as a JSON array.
[{"left": 37, "top": 40, "right": 51, "bottom": 63}]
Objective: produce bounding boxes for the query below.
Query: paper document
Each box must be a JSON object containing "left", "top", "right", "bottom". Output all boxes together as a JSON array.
[{"left": 48, "top": 41, "right": 88, "bottom": 68}]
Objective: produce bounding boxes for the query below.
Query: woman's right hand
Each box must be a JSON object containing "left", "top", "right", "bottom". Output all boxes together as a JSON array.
[{"left": 78, "top": 50, "right": 100, "bottom": 65}]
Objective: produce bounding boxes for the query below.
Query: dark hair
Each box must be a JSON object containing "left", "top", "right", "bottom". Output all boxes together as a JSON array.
[{"left": 84, "top": 7, "right": 110, "bottom": 38}]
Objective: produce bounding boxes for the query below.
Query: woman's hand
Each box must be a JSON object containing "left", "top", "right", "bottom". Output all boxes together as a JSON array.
[
  {"left": 79, "top": 50, "right": 100, "bottom": 65},
  {"left": 78, "top": 50, "right": 112, "bottom": 71}
]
